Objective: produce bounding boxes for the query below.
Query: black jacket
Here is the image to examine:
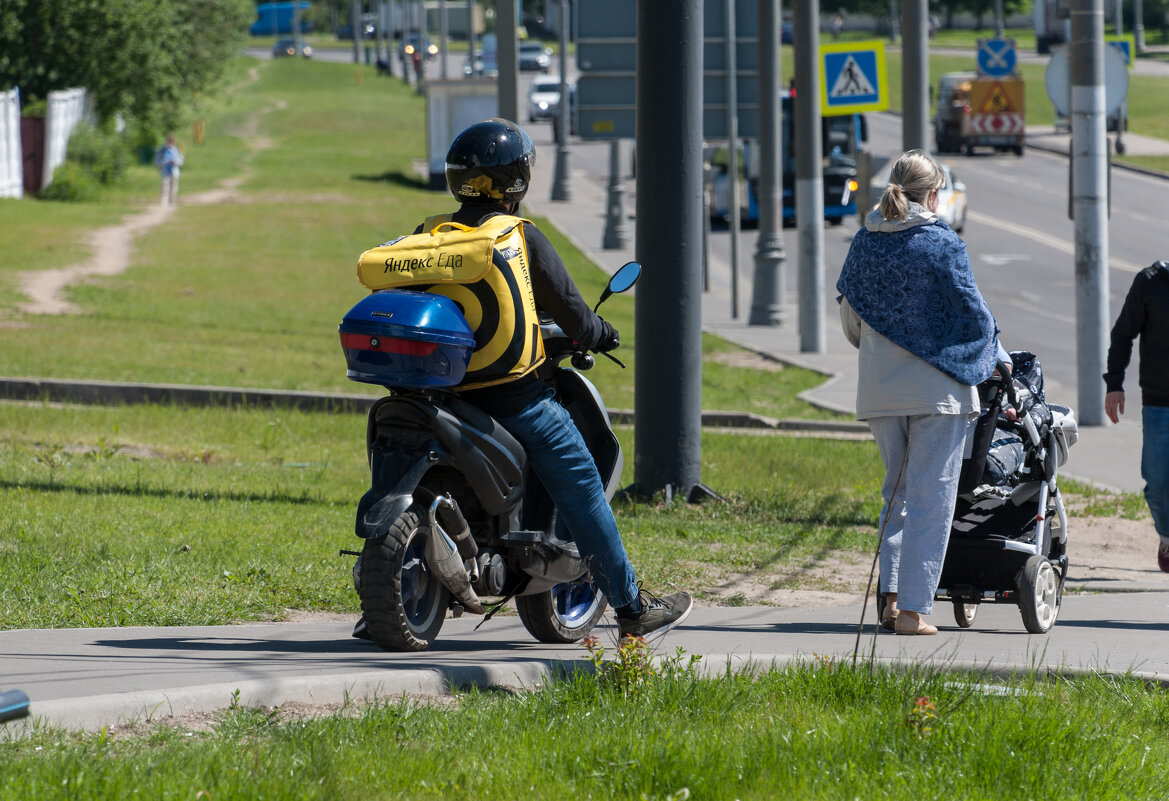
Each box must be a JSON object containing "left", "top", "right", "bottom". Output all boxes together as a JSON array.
[
  {"left": 1103, "top": 261, "right": 1169, "bottom": 408},
  {"left": 415, "top": 204, "right": 608, "bottom": 417}
]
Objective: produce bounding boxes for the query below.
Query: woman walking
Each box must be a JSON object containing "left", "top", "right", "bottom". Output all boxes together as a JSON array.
[{"left": 836, "top": 149, "right": 1009, "bottom": 635}]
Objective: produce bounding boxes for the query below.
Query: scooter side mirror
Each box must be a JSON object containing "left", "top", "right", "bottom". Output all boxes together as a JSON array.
[{"left": 594, "top": 261, "right": 641, "bottom": 311}]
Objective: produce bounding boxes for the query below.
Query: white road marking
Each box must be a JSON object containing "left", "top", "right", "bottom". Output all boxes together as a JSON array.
[{"left": 967, "top": 209, "right": 1143, "bottom": 274}]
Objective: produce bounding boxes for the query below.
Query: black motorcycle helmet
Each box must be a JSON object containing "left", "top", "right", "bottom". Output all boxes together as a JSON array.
[{"left": 445, "top": 118, "right": 535, "bottom": 205}]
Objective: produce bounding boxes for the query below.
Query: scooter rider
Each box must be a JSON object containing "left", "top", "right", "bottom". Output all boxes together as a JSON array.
[{"left": 395, "top": 118, "right": 691, "bottom": 641}]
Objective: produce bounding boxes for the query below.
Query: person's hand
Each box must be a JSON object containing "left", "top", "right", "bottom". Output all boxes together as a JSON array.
[
  {"left": 1105, "top": 390, "right": 1125, "bottom": 425},
  {"left": 1003, "top": 406, "right": 1018, "bottom": 422},
  {"left": 596, "top": 319, "right": 620, "bottom": 353}
]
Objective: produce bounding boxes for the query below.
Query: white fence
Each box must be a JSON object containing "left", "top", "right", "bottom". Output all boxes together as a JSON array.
[
  {"left": 0, "top": 88, "right": 21, "bottom": 199},
  {"left": 43, "top": 88, "right": 88, "bottom": 189},
  {"left": 0, "top": 86, "right": 89, "bottom": 197}
]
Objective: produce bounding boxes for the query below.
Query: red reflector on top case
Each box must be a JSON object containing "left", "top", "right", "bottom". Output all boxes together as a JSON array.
[{"left": 340, "top": 333, "right": 438, "bottom": 356}]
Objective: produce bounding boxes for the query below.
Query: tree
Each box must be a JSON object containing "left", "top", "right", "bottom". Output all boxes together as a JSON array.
[{"left": 0, "top": 0, "right": 251, "bottom": 131}]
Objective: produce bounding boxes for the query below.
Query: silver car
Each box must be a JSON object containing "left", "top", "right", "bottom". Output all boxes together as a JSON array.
[
  {"left": 934, "top": 164, "right": 968, "bottom": 233},
  {"left": 527, "top": 75, "right": 569, "bottom": 122}
]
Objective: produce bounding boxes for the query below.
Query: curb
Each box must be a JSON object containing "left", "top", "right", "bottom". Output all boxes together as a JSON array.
[
  {"left": 0, "top": 377, "right": 870, "bottom": 436},
  {"left": 10, "top": 650, "right": 1169, "bottom": 734},
  {"left": 8, "top": 661, "right": 591, "bottom": 735},
  {"left": 1025, "top": 135, "right": 1169, "bottom": 181}
]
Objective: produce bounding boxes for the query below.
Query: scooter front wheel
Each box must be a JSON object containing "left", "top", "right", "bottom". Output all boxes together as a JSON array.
[
  {"left": 516, "top": 581, "right": 607, "bottom": 643},
  {"left": 357, "top": 503, "right": 450, "bottom": 651}
]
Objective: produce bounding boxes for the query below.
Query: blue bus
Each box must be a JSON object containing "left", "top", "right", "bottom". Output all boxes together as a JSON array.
[
  {"left": 710, "top": 89, "right": 867, "bottom": 226},
  {"left": 250, "top": 2, "right": 311, "bottom": 36}
]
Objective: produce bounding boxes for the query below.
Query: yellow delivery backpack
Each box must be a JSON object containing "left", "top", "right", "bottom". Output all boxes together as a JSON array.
[{"left": 357, "top": 214, "right": 545, "bottom": 390}]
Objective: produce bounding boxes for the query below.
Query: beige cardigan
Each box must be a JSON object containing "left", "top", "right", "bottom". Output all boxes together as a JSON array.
[{"left": 839, "top": 296, "right": 979, "bottom": 421}]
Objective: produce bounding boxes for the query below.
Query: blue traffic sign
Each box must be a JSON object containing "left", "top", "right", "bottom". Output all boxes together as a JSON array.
[
  {"left": 1106, "top": 35, "right": 1135, "bottom": 67},
  {"left": 977, "top": 38, "right": 1017, "bottom": 77},
  {"left": 820, "top": 42, "right": 887, "bottom": 115}
]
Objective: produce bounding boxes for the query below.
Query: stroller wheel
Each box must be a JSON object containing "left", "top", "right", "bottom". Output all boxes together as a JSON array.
[
  {"left": 1018, "top": 555, "right": 1061, "bottom": 634},
  {"left": 953, "top": 601, "right": 978, "bottom": 628}
]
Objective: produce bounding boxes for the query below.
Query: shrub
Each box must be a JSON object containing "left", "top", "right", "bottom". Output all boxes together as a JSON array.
[
  {"left": 66, "top": 122, "right": 130, "bottom": 185},
  {"left": 38, "top": 161, "right": 99, "bottom": 202}
]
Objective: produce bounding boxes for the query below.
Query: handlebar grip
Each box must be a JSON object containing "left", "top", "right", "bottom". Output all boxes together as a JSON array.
[
  {"left": 571, "top": 352, "right": 595, "bottom": 371},
  {"left": 0, "top": 690, "right": 29, "bottom": 723}
]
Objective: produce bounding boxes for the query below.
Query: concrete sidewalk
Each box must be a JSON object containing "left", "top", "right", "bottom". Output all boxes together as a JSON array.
[{"left": 4, "top": 593, "right": 1169, "bottom": 733}]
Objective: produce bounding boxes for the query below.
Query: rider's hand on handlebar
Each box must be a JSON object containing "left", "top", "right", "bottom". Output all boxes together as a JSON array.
[{"left": 596, "top": 319, "right": 620, "bottom": 353}]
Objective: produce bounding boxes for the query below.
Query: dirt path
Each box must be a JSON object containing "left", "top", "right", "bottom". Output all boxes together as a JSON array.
[
  {"left": 16, "top": 68, "right": 280, "bottom": 317},
  {"left": 699, "top": 514, "right": 1169, "bottom": 610}
]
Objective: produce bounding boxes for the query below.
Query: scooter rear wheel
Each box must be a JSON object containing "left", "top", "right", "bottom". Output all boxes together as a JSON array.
[
  {"left": 357, "top": 503, "right": 450, "bottom": 651},
  {"left": 516, "top": 581, "right": 607, "bottom": 643}
]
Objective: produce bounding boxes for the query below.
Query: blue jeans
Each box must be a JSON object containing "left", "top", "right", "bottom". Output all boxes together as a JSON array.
[
  {"left": 495, "top": 389, "right": 639, "bottom": 609},
  {"left": 1143, "top": 405, "right": 1169, "bottom": 542},
  {"left": 868, "top": 413, "right": 970, "bottom": 615}
]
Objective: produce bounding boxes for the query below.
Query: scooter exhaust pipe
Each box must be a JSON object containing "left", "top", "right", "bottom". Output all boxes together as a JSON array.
[{"left": 425, "top": 495, "right": 485, "bottom": 614}]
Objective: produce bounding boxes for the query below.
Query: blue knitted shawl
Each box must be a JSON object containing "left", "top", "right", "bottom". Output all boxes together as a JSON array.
[{"left": 836, "top": 214, "right": 998, "bottom": 387}]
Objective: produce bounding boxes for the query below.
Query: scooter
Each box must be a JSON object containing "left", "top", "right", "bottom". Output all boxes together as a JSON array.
[{"left": 340, "top": 262, "right": 641, "bottom": 651}]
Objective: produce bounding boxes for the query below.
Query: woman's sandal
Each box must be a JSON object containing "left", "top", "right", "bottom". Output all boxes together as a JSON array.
[
  {"left": 880, "top": 595, "right": 899, "bottom": 631},
  {"left": 894, "top": 613, "right": 938, "bottom": 636}
]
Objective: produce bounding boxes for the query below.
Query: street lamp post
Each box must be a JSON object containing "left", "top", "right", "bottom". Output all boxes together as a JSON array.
[{"left": 551, "top": 0, "right": 572, "bottom": 201}]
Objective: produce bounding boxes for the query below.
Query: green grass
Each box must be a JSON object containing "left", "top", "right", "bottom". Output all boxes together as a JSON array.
[
  {"left": 0, "top": 56, "right": 842, "bottom": 421},
  {"left": 0, "top": 400, "right": 883, "bottom": 629},
  {"left": 3, "top": 662, "right": 1169, "bottom": 799}
]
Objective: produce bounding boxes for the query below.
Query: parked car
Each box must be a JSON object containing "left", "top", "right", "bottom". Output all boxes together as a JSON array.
[
  {"left": 273, "top": 38, "right": 312, "bottom": 58},
  {"left": 528, "top": 75, "right": 571, "bottom": 122},
  {"left": 463, "top": 51, "right": 499, "bottom": 77},
  {"left": 519, "top": 41, "right": 553, "bottom": 72},
  {"left": 400, "top": 32, "right": 438, "bottom": 60},
  {"left": 934, "top": 163, "right": 968, "bottom": 232},
  {"left": 336, "top": 22, "right": 375, "bottom": 40}
]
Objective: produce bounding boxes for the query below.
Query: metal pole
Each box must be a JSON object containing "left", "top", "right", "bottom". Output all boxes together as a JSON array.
[
  {"left": 1115, "top": 0, "right": 1123, "bottom": 34},
  {"left": 551, "top": 0, "right": 571, "bottom": 201},
  {"left": 634, "top": 0, "right": 704, "bottom": 498},
  {"left": 725, "top": 0, "right": 741, "bottom": 319},
  {"left": 889, "top": 0, "right": 901, "bottom": 42},
  {"left": 439, "top": 0, "right": 449, "bottom": 80},
  {"left": 460, "top": 0, "right": 469, "bottom": 76},
  {"left": 1134, "top": 0, "right": 1145, "bottom": 52},
  {"left": 795, "top": 0, "right": 824, "bottom": 352},
  {"left": 497, "top": 0, "right": 519, "bottom": 122},
  {"left": 353, "top": 0, "right": 363, "bottom": 63},
  {"left": 602, "top": 140, "right": 628, "bottom": 249},
  {"left": 1070, "top": 0, "right": 1109, "bottom": 426},
  {"left": 901, "top": 0, "right": 929, "bottom": 152},
  {"left": 994, "top": 0, "right": 1004, "bottom": 37},
  {"left": 749, "top": 0, "right": 786, "bottom": 326}
]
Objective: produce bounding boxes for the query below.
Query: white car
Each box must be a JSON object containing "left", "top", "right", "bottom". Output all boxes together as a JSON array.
[
  {"left": 527, "top": 75, "right": 569, "bottom": 122},
  {"left": 934, "top": 164, "right": 968, "bottom": 233}
]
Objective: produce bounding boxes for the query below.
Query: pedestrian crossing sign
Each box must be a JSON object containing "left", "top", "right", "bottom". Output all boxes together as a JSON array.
[{"left": 820, "top": 41, "right": 888, "bottom": 116}]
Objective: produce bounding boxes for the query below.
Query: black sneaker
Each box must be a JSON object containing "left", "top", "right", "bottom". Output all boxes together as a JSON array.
[
  {"left": 616, "top": 588, "right": 693, "bottom": 641},
  {"left": 1158, "top": 542, "right": 1169, "bottom": 574}
]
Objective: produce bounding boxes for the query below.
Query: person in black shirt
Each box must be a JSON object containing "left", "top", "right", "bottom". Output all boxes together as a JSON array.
[{"left": 1104, "top": 261, "right": 1169, "bottom": 571}]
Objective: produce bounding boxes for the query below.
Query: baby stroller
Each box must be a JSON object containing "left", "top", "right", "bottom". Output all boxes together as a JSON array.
[{"left": 932, "top": 351, "right": 1079, "bottom": 633}]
